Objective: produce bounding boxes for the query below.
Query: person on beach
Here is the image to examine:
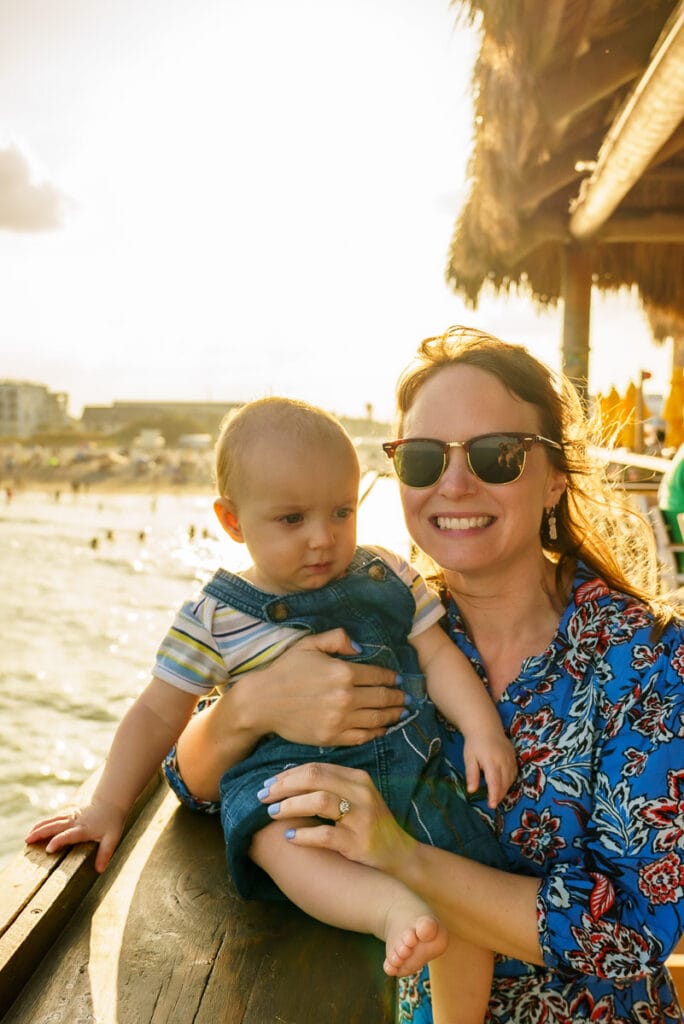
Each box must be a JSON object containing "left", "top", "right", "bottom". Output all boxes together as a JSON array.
[
  {"left": 160, "top": 328, "right": 684, "bottom": 1021},
  {"left": 27, "top": 396, "right": 517, "bottom": 1024}
]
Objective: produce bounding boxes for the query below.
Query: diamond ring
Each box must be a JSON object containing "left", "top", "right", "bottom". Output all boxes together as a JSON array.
[{"left": 336, "top": 797, "right": 351, "bottom": 821}]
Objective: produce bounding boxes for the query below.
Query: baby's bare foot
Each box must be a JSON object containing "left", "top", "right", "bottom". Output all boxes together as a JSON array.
[{"left": 383, "top": 912, "right": 448, "bottom": 977}]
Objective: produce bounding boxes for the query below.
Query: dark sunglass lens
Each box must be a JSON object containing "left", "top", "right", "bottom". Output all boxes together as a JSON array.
[
  {"left": 395, "top": 441, "right": 445, "bottom": 487},
  {"left": 470, "top": 436, "right": 525, "bottom": 483}
]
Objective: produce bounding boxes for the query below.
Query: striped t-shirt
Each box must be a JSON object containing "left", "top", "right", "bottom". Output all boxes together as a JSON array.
[{"left": 153, "top": 545, "right": 444, "bottom": 697}]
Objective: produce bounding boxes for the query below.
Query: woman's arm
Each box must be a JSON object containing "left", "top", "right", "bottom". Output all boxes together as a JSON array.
[
  {"left": 530, "top": 628, "right": 684, "bottom": 977},
  {"left": 257, "top": 761, "right": 543, "bottom": 964},
  {"left": 175, "top": 629, "right": 405, "bottom": 802},
  {"left": 399, "top": 840, "right": 542, "bottom": 963}
]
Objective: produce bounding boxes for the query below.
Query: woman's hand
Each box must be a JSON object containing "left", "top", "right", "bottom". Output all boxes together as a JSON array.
[
  {"left": 174, "top": 629, "right": 407, "bottom": 802},
  {"left": 241, "top": 629, "right": 408, "bottom": 746},
  {"left": 257, "top": 761, "right": 417, "bottom": 876},
  {"left": 260, "top": 761, "right": 544, "bottom": 967}
]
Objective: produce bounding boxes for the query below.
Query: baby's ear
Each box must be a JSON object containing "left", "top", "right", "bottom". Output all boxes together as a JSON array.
[{"left": 214, "top": 497, "right": 244, "bottom": 542}]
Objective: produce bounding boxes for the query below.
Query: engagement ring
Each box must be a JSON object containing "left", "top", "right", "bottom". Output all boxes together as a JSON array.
[{"left": 336, "top": 797, "right": 351, "bottom": 821}]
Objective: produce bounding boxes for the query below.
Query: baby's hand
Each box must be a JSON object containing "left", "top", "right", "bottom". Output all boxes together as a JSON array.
[
  {"left": 463, "top": 731, "right": 517, "bottom": 808},
  {"left": 25, "top": 799, "right": 127, "bottom": 873}
]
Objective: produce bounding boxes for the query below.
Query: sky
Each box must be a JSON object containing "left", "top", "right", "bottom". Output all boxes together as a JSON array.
[{"left": 0, "top": 0, "right": 673, "bottom": 422}]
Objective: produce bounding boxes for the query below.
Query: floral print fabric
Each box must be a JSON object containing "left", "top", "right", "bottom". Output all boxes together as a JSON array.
[{"left": 399, "top": 564, "right": 684, "bottom": 1022}]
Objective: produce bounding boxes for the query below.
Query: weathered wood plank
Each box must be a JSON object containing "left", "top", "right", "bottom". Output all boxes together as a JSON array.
[
  {"left": 0, "top": 769, "right": 102, "bottom": 942},
  {"left": 1, "top": 786, "right": 394, "bottom": 1023},
  {"left": 0, "top": 770, "right": 161, "bottom": 1017}
]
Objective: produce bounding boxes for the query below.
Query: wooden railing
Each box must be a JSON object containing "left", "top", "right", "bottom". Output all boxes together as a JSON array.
[{"left": 0, "top": 772, "right": 393, "bottom": 1023}]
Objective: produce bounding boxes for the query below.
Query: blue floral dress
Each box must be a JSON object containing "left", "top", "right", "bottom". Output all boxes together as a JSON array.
[{"left": 399, "top": 563, "right": 684, "bottom": 1023}]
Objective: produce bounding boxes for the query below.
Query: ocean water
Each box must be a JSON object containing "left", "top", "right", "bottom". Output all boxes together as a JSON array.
[{"left": 0, "top": 477, "right": 409, "bottom": 867}]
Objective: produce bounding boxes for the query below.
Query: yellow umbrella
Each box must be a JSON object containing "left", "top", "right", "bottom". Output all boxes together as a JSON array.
[
  {"left": 598, "top": 385, "right": 624, "bottom": 446},
  {"left": 618, "top": 381, "right": 637, "bottom": 450}
]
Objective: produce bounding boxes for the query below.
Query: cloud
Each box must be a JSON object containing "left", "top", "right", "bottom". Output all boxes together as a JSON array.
[{"left": 0, "top": 145, "right": 67, "bottom": 232}]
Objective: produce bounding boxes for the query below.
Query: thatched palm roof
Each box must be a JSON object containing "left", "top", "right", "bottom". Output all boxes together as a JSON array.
[{"left": 448, "top": 0, "right": 684, "bottom": 336}]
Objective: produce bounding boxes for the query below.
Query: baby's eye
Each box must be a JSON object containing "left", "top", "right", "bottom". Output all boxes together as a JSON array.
[
  {"left": 333, "top": 507, "right": 355, "bottom": 520},
  {"left": 280, "top": 513, "right": 303, "bottom": 525}
]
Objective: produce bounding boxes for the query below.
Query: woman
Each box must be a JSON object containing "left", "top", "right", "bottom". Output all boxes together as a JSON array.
[{"left": 169, "top": 326, "right": 684, "bottom": 1021}]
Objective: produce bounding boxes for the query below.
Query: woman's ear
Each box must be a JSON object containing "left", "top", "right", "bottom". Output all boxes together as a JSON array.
[
  {"left": 546, "top": 471, "right": 567, "bottom": 510},
  {"left": 214, "top": 497, "right": 244, "bottom": 542}
]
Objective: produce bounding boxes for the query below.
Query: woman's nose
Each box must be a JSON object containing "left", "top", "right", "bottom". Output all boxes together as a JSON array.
[{"left": 437, "top": 446, "right": 477, "bottom": 495}]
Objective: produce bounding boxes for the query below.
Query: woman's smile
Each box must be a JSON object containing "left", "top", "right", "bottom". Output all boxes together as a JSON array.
[{"left": 434, "top": 514, "right": 495, "bottom": 531}]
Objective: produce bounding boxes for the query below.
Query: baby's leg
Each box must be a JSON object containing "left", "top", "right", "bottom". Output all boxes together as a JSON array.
[
  {"left": 250, "top": 819, "right": 448, "bottom": 977},
  {"left": 428, "top": 939, "right": 493, "bottom": 1024}
]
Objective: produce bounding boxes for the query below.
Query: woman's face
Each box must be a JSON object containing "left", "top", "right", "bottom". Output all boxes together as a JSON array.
[{"left": 398, "top": 363, "right": 566, "bottom": 579}]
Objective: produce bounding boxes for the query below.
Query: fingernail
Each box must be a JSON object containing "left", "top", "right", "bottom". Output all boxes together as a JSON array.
[
  {"left": 257, "top": 787, "right": 271, "bottom": 800},
  {"left": 350, "top": 640, "right": 362, "bottom": 653},
  {"left": 394, "top": 673, "right": 404, "bottom": 686},
  {"left": 403, "top": 692, "right": 413, "bottom": 706},
  {"left": 285, "top": 829, "right": 296, "bottom": 840},
  {"left": 400, "top": 709, "right": 410, "bottom": 721},
  {"left": 267, "top": 802, "right": 280, "bottom": 816},
  {"left": 262, "top": 776, "right": 277, "bottom": 788}
]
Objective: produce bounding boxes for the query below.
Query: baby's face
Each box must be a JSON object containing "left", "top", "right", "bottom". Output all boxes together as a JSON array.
[{"left": 232, "top": 440, "right": 360, "bottom": 594}]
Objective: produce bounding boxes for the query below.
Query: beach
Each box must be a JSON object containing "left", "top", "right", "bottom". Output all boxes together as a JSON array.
[{"left": 1, "top": 441, "right": 216, "bottom": 500}]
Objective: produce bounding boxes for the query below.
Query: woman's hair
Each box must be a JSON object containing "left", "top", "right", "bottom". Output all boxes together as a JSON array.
[
  {"left": 395, "top": 325, "right": 675, "bottom": 627},
  {"left": 214, "top": 396, "right": 358, "bottom": 500}
]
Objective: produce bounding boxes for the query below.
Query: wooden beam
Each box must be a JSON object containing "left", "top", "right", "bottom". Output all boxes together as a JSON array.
[
  {"left": 504, "top": 211, "right": 684, "bottom": 269},
  {"left": 639, "top": 166, "right": 684, "bottom": 183},
  {"left": 646, "top": 120, "right": 684, "bottom": 169},
  {"left": 598, "top": 212, "right": 684, "bottom": 242},
  {"left": 519, "top": 129, "right": 606, "bottom": 212},
  {"left": 539, "top": 22, "right": 653, "bottom": 124},
  {"left": 561, "top": 244, "right": 592, "bottom": 399},
  {"left": 570, "top": 3, "right": 684, "bottom": 238}
]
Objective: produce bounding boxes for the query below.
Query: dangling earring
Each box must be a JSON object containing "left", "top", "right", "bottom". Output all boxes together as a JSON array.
[{"left": 546, "top": 505, "right": 558, "bottom": 541}]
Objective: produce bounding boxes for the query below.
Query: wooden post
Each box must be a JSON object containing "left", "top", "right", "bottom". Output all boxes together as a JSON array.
[
  {"left": 674, "top": 331, "right": 684, "bottom": 372},
  {"left": 561, "top": 243, "right": 592, "bottom": 403}
]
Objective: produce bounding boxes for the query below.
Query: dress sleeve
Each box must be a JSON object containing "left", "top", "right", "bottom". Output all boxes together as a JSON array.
[{"left": 537, "top": 615, "right": 684, "bottom": 981}]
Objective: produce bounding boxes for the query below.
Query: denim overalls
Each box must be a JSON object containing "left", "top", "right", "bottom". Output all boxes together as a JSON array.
[{"left": 208, "top": 546, "right": 506, "bottom": 900}]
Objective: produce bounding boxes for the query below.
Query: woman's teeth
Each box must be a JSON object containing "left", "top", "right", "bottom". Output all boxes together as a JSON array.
[{"left": 436, "top": 515, "right": 493, "bottom": 530}]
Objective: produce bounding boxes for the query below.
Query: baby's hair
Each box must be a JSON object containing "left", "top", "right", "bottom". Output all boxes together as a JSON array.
[{"left": 215, "top": 396, "right": 359, "bottom": 500}]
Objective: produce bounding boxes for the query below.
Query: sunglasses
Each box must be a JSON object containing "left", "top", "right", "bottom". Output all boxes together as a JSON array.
[{"left": 382, "top": 432, "right": 563, "bottom": 488}]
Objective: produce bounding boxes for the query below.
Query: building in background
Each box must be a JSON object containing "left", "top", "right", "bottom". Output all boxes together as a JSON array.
[
  {"left": 0, "top": 381, "right": 69, "bottom": 438},
  {"left": 80, "top": 400, "right": 241, "bottom": 437},
  {"left": 1, "top": 386, "right": 392, "bottom": 448}
]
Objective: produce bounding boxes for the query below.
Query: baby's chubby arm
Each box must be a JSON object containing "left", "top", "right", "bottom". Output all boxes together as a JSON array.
[
  {"left": 411, "top": 624, "right": 517, "bottom": 807},
  {"left": 25, "top": 677, "right": 198, "bottom": 872}
]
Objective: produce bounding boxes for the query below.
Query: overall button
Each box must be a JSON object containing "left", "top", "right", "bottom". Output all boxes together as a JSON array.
[
  {"left": 368, "top": 564, "right": 387, "bottom": 581},
  {"left": 270, "top": 601, "right": 289, "bottom": 621}
]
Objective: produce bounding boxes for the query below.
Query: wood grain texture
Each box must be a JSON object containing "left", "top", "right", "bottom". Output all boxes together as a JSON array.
[{"left": 1, "top": 784, "right": 394, "bottom": 1023}]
